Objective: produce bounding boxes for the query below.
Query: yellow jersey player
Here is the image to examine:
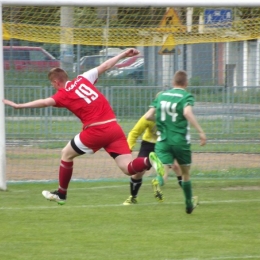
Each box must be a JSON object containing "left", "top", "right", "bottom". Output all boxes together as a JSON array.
[{"left": 123, "top": 115, "right": 182, "bottom": 205}]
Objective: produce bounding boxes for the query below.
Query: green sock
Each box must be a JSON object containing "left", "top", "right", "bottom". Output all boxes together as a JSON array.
[{"left": 182, "top": 180, "right": 193, "bottom": 208}]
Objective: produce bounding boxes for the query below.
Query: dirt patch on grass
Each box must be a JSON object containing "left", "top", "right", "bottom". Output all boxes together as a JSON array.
[{"left": 6, "top": 147, "right": 260, "bottom": 181}]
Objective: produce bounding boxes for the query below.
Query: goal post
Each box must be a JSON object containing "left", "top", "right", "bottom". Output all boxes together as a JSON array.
[
  {"left": 0, "top": 3, "right": 6, "bottom": 190},
  {"left": 1, "top": 0, "right": 260, "bottom": 7}
]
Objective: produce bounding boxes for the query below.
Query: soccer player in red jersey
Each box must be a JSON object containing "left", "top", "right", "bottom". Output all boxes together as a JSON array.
[{"left": 3, "top": 48, "right": 165, "bottom": 205}]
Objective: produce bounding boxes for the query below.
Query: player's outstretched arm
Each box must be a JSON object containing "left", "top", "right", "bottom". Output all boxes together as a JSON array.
[
  {"left": 183, "top": 105, "right": 207, "bottom": 146},
  {"left": 144, "top": 107, "right": 156, "bottom": 121},
  {"left": 3, "top": 97, "right": 56, "bottom": 109},
  {"left": 97, "top": 48, "right": 140, "bottom": 76},
  {"left": 127, "top": 116, "right": 149, "bottom": 151}
]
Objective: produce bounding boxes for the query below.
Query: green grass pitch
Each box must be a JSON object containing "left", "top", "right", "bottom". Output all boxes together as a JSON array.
[{"left": 1, "top": 177, "right": 260, "bottom": 260}]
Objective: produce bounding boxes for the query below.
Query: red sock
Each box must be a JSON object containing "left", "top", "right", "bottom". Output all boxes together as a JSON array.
[
  {"left": 58, "top": 160, "right": 73, "bottom": 195},
  {"left": 127, "top": 157, "right": 151, "bottom": 175}
]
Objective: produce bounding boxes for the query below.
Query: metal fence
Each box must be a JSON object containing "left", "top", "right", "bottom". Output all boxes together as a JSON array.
[
  {"left": 5, "top": 84, "right": 260, "bottom": 117},
  {"left": 5, "top": 84, "right": 260, "bottom": 141},
  {"left": 4, "top": 85, "right": 260, "bottom": 181}
]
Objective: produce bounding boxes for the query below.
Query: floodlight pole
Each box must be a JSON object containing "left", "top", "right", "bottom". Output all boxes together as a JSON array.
[{"left": 0, "top": 3, "right": 6, "bottom": 191}]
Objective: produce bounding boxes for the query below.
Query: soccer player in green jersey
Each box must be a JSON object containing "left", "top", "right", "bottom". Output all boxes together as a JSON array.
[{"left": 145, "top": 70, "right": 207, "bottom": 214}]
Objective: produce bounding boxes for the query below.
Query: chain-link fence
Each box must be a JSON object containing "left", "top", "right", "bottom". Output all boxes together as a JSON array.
[{"left": 5, "top": 85, "right": 260, "bottom": 181}]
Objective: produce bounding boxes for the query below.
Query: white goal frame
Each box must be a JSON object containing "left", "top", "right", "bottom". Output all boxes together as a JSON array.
[
  {"left": 0, "top": 0, "right": 260, "bottom": 7},
  {"left": 1, "top": 0, "right": 260, "bottom": 190}
]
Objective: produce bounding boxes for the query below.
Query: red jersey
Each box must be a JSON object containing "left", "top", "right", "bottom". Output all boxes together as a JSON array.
[{"left": 51, "top": 69, "right": 116, "bottom": 128}]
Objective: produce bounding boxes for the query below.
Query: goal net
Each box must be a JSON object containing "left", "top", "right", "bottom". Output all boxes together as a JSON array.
[{"left": 2, "top": 5, "right": 260, "bottom": 184}]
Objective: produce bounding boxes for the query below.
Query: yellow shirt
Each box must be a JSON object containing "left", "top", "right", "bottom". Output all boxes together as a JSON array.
[{"left": 127, "top": 116, "right": 158, "bottom": 150}]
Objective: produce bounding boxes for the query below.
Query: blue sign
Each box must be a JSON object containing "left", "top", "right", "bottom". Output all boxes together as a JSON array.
[{"left": 204, "top": 9, "right": 232, "bottom": 27}]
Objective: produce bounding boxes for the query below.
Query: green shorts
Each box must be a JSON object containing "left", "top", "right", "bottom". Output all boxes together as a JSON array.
[{"left": 155, "top": 141, "right": 191, "bottom": 166}]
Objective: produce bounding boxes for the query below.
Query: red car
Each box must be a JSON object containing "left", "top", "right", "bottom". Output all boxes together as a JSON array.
[{"left": 4, "top": 46, "right": 60, "bottom": 71}]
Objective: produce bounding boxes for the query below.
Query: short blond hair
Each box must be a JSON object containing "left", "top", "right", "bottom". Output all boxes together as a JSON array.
[
  {"left": 48, "top": 68, "right": 69, "bottom": 83},
  {"left": 173, "top": 70, "right": 188, "bottom": 87}
]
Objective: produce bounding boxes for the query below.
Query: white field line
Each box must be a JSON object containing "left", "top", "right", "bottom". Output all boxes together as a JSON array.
[
  {"left": 2, "top": 183, "right": 260, "bottom": 210},
  {"left": 2, "top": 181, "right": 260, "bottom": 260},
  {"left": 5, "top": 180, "right": 260, "bottom": 193},
  {"left": 0, "top": 198, "right": 260, "bottom": 211},
  {"left": 4, "top": 184, "right": 131, "bottom": 192}
]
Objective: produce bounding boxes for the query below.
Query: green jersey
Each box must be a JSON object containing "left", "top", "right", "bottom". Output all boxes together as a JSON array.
[{"left": 150, "top": 88, "right": 194, "bottom": 145}]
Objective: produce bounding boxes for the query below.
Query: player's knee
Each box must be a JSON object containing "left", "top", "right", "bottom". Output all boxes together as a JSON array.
[
  {"left": 120, "top": 166, "right": 130, "bottom": 176},
  {"left": 61, "top": 146, "right": 75, "bottom": 161},
  {"left": 172, "top": 164, "right": 178, "bottom": 171},
  {"left": 61, "top": 148, "right": 70, "bottom": 161}
]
